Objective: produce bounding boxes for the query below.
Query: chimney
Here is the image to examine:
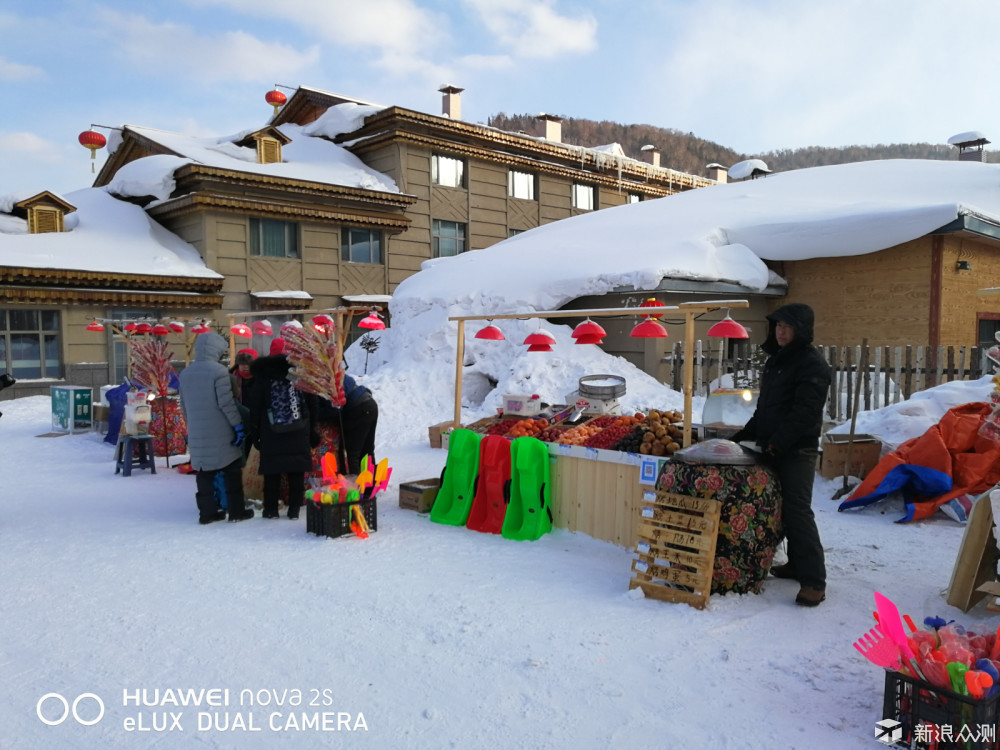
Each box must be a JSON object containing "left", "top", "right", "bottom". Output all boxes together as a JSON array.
[
  {"left": 536, "top": 113, "right": 563, "bottom": 142},
  {"left": 948, "top": 131, "right": 990, "bottom": 162},
  {"left": 439, "top": 85, "right": 464, "bottom": 120},
  {"left": 640, "top": 145, "right": 661, "bottom": 168},
  {"left": 706, "top": 163, "right": 728, "bottom": 183}
]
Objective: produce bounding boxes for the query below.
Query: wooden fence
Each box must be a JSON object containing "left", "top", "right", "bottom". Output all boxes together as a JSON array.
[{"left": 663, "top": 342, "right": 989, "bottom": 421}]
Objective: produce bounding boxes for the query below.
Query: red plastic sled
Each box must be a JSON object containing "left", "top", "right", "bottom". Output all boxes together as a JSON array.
[{"left": 466, "top": 435, "right": 512, "bottom": 534}]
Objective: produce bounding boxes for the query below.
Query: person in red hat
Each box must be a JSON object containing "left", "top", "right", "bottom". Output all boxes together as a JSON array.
[{"left": 229, "top": 348, "right": 258, "bottom": 409}]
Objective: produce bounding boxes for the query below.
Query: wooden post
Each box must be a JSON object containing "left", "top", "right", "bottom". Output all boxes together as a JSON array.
[
  {"left": 454, "top": 319, "right": 465, "bottom": 428},
  {"left": 682, "top": 310, "right": 695, "bottom": 447}
]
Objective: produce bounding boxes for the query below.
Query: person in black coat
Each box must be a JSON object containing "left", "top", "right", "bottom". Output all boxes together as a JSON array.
[
  {"left": 317, "top": 373, "right": 378, "bottom": 476},
  {"left": 732, "top": 303, "right": 832, "bottom": 607},
  {"left": 246, "top": 338, "right": 319, "bottom": 520}
]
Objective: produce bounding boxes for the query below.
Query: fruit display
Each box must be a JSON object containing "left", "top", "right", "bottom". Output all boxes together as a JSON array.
[
  {"left": 628, "top": 409, "right": 688, "bottom": 456},
  {"left": 505, "top": 418, "right": 547, "bottom": 438},
  {"left": 483, "top": 418, "right": 521, "bottom": 436},
  {"left": 582, "top": 414, "right": 645, "bottom": 449},
  {"left": 537, "top": 425, "right": 570, "bottom": 442}
]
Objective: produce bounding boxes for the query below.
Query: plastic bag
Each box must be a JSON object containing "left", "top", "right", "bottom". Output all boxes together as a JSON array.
[{"left": 671, "top": 438, "right": 758, "bottom": 465}]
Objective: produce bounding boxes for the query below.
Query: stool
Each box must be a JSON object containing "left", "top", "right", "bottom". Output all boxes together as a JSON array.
[{"left": 115, "top": 434, "right": 157, "bottom": 477}]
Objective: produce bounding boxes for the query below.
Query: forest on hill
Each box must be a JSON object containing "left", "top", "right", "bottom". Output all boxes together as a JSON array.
[{"left": 486, "top": 113, "right": 998, "bottom": 178}]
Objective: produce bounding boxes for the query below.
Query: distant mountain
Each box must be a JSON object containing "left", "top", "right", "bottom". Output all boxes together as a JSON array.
[{"left": 486, "top": 113, "right": 999, "bottom": 178}]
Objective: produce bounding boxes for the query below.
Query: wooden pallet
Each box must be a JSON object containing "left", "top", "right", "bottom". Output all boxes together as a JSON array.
[{"left": 629, "top": 490, "right": 722, "bottom": 610}]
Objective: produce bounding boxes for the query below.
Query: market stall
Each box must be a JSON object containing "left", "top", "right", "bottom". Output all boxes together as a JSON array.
[{"left": 444, "top": 301, "right": 752, "bottom": 549}]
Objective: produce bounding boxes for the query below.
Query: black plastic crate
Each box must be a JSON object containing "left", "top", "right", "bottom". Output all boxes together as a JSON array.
[
  {"left": 882, "top": 671, "right": 1000, "bottom": 749},
  {"left": 306, "top": 498, "right": 377, "bottom": 538}
]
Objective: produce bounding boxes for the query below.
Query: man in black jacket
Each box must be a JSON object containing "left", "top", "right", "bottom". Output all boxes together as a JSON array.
[{"left": 733, "top": 303, "right": 831, "bottom": 607}]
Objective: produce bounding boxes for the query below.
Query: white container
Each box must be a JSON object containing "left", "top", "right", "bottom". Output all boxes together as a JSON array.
[
  {"left": 503, "top": 394, "right": 541, "bottom": 416},
  {"left": 564, "top": 391, "right": 622, "bottom": 416},
  {"left": 124, "top": 391, "right": 152, "bottom": 435}
]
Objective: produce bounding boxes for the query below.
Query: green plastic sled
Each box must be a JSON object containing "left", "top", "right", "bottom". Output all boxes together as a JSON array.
[
  {"left": 501, "top": 436, "right": 552, "bottom": 541},
  {"left": 429, "top": 428, "right": 481, "bottom": 526}
]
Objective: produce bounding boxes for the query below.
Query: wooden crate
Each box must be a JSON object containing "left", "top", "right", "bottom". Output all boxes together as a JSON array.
[{"left": 628, "top": 490, "right": 722, "bottom": 610}]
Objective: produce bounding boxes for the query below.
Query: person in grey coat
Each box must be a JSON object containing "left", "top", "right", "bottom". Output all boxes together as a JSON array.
[{"left": 179, "top": 332, "right": 254, "bottom": 524}]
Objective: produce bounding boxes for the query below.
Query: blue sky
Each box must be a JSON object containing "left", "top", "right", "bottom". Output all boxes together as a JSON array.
[{"left": 3, "top": 0, "right": 1000, "bottom": 198}]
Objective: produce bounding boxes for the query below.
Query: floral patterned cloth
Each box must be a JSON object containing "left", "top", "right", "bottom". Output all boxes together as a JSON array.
[
  {"left": 656, "top": 460, "right": 782, "bottom": 595},
  {"left": 149, "top": 397, "right": 187, "bottom": 459}
]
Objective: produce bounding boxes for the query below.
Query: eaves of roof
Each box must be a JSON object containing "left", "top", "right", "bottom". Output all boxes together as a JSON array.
[
  {"left": 933, "top": 214, "right": 1000, "bottom": 246},
  {"left": 0, "top": 266, "right": 222, "bottom": 292},
  {"left": 0, "top": 285, "right": 223, "bottom": 308}
]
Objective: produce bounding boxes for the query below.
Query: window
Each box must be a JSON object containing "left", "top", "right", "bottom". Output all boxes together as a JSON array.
[
  {"left": 627, "top": 194, "right": 641, "bottom": 204},
  {"left": 432, "top": 154, "right": 465, "bottom": 188},
  {"left": 508, "top": 170, "right": 535, "bottom": 200},
  {"left": 572, "top": 183, "right": 594, "bottom": 211},
  {"left": 341, "top": 227, "right": 383, "bottom": 264},
  {"left": 0, "top": 309, "right": 61, "bottom": 379},
  {"left": 250, "top": 218, "right": 298, "bottom": 258},
  {"left": 508, "top": 228, "right": 525, "bottom": 238},
  {"left": 432, "top": 220, "right": 467, "bottom": 257}
]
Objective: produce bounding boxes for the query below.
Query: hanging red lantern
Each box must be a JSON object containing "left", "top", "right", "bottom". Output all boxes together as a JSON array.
[
  {"left": 168, "top": 320, "right": 185, "bottom": 333},
  {"left": 358, "top": 311, "right": 385, "bottom": 330},
  {"left": 123, "top": 322, "right": 137, "bottom": 333},
  {"left": 85, "top": 320, "right": 105, "bottom": 332},
  {"left": 639, "top": 298, "right": 667, "bottom": 320},
  {"left": 265, "top": 88, "right": 287, "bottom": 115},
  {"left": 230, "top": 322, "right": 252, "bottom": 339},
  {"left": 135, "top": 322, "right": 153, "bottom": 334},
  {"left": 252, "top": 319, "right": 274, "bottom": 336},
  {"left": 151, "top": 324, "right": 170, "bottom": 336},
  {"left": 191, "top": 322, "right": 211, "bottom": 334},
  {"left": 523, "top": 330, "right": 556, "bottom": 347},
  {"left": 78, "top": 129, "right": 107, "bottom": 173}
]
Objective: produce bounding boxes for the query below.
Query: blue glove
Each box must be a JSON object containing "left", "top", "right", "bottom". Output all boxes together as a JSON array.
[{"left": 232, "top": 424, "right": 246, "bottom": 447}]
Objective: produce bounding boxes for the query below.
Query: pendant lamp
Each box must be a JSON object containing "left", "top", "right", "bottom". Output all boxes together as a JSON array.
[
  {"left": 230, "top": 322, "right": 252, "bottom": 338},
  {"left": 252, "top": 319, "right": 274, "bottom": 336},
  {"left": 135, "top": 322, "right": 153, "bottom": 335},
  {"left": 523, "top": 330, "right": 556, "bottom": 347},
  {"left": 526, "top": 344, "right": 554, "bottom": 352},
  {"left": 707, "top": 314, "right": 749, "bottom": 339},
  {"left": 475, "top": 323, "right": 505, "bottom": 341},
  {"left": 191, "top": 322, "right": 211, "bottom": 334},
  {"left": 151, "top": 324, "right": 170, "bottom": 336},
  {"left": 85, "top": 320, "right": 105, "bottom": 332},
  {"left": 574, "top": 333, "right": 604, "bottom": 345},
  {"left": 123, "top": 322, "right": 137, "bottom": 333},
  {"left": 630, "top": 319, "right": 668, "bottom": 338},
  {"left": 281, "top": 320, "right": 303, "bottom": 332},
  {"left": 358, "top": 311, "right": 385, "bottom": 330},
  {"left": 571, "top": 319, "right": 606, "bottom": 340},
  {"left": 168, "top": 320, "right": 185, "bottom": 333}
]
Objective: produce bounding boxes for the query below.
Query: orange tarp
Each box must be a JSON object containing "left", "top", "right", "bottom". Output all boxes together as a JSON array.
[{"left": 845, "top": 402, "right": 1000, "bottom": 521}]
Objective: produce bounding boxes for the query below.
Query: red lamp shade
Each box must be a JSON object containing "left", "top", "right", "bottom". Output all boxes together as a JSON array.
[
  {"left": 358, "top": 312, "right": 385, "bottom": 330},
  {"left": 574, "top": 333, "right": 604, "bottom": 345},
  {"left": 311, "top": 315, "right": 333, "bottom": 333},
  {"left": 86, "top": 320, "right": 105, "bottom": 332},
  {"left": 252, "top": 319, "right": 274, "bottom": 336},
  {"left": 191, "top": 323, "right": 211, "bottom": 334},
  {"left": 475, "top": 324, "right": 505, "bottom": 341},
  {"left": 639, "top": 298, "right": 667, "bottom": 319},
  {"left": 231, "top": 322, "right": 253, "bottom": 338},
  {"left": 526, "top": 344, "right": 554, "bottom": 352},
  {"left": 571, "top": 320, "right": 606, "bottom": 339},
  {"left": 523, "top": 330, "right": 556, "bottom": 347},
  {"left": 168, "top": 320, "right": 185, "bottom": 333},
  {"left": 123, "top": 322, "right": 137, "bottom": 333},
  {"left": 630, "top": 319, "right": 669, "bottom": 338},
  {"left": 265, "top": 88, "right": 287, "bottom": 114},
  {"left": 134, "top": 322, "right": 153, "bottom": 334},
  {"left": 707, "top": 315, "right": 750, "bottom": 339},
  {"left": 151, "top": 324, "right": 170, "bottom": 336}
]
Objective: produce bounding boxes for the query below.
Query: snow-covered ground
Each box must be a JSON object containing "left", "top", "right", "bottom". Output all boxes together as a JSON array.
[{"left": 3, "top": 370, "right": 997, "bottom": 749}]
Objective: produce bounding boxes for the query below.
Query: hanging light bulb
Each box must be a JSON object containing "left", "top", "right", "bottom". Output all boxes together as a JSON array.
[
  {"left": 474, "top": 322, "right": 505, "bottom": 341},
  {"left": 630, "top": 319, "right": 669, "bottom": 338},
  {"left": 358, "top": 311, "right": 385, "bottom": 330},
  {"left": 707, "top": 313, "right": 749, "bottom": 339},
  {"left": 85, "top": 319, "right": 105, "bottom": 332},
  {"left": 230, "top": 322, "right": 252, "bottom": 338},
  {"left": 252, "top": 319, "right": 274, "bottom": 336}
]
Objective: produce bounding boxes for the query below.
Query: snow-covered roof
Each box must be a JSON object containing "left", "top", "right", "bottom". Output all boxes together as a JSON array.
[
  {"left": 948, "top": 130, "right": 989, "bottom": 146},
  {"left": 727, "top": 158, "right": 772, "bottom": 180},
  {"left": 104, "top": 103, "right": 398, "bottom": 204},
  {"left": 391, "top": 159, "right": 1000, "bottom": 316},
  {"left": 0, "top": 187, "right": 220, "bottom": 279}
]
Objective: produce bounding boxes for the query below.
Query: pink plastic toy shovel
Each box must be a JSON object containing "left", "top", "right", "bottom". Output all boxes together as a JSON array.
[
  {"left": 874, "top": 591, "right": 927, "bottom": 681},
  {"left": 854, "top": 627, "right": 902, "bottom": 671}
]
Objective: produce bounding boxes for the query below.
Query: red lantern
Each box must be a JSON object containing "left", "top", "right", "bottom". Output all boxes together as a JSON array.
[
  {"left": 78, "top": 129, "right": 107, "bottom": 173},
  {"left": 523, "top": 330, "right": 556, "bottom": 347},
  {"left": 123, "top": 322, "right": 137, "bottom": 333},
  {"left": 151, "top": 324, "right": 170, "bottom": 336},
  {"left": 168, "top": 321, "right": 185, "bottom": 333},
  {"left": 265, "top": 89, "right": 287, "bottom": 115},
  {"left": 230, "top": 322, "right": 252, "bottom": 339},
  {"left": 358, "top": 312, "right": 385, "bottom": 330},
  {"left": 639, "top": 298, "right": 667, "bottom": 320},
  {"left": 135, "top": 322, "right": 153, "bottom": 334},
  {"left": 191, "top": 323, "right": 211, "bottom": 334},
  {"left": 86, "top": 320, "right": 105, "bottom": 332}
]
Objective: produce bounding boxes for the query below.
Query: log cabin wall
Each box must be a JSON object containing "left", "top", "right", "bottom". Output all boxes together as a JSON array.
[
  {"left": 776, "top": 239, "right": 934, "bottom": 347},
  {"left": 939, "top": 234, "right": 1000, "bottom": 346}
]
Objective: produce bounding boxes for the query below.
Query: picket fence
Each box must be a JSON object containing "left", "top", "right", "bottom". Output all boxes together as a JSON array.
[{"left": 662, "top": 341, "right": 990, "bottom": 422}]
